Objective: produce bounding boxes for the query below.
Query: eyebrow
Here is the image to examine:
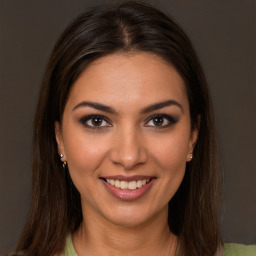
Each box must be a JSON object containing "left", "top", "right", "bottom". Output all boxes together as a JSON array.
[
  {"left": 140, "top": 100, "right": 184, "bottom": 114},
  {"left": 72, "top": 99, "right": 183, "bottom": 114},
  {"left": 72, "top": 101, "right": 117, "bottom": 113}
]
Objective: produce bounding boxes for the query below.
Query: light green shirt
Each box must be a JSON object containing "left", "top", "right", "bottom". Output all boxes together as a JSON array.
[
  {"left": 224, "top": 243, "right": 256, "bottom": 255},
  {"left": 60, "top": 234, "right": 256, "bottom": 256},
  {"left": 59, "top": 235, "right": 77, "bottom": 256}
]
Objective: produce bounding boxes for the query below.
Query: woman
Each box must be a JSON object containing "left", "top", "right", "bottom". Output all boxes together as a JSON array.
[{"left": 13, "top": 1, "right": 255, "bottom": 256}]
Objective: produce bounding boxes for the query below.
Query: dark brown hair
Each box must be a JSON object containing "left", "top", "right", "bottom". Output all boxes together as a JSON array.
[{"left": 16, "top": 1, "right": 222, "bottom": 255}]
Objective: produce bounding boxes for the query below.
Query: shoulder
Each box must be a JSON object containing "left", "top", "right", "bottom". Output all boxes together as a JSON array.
[
  {"left": 4, "top": 234, "right": 77, "bottom": 256},
  {"left": 224, "top": 243, "right": 256, "bottom": 256}
]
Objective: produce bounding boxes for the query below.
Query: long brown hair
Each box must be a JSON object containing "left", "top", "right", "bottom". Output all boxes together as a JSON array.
[{"left": 16, "top": 1, "right": 223, "bottom": 255}]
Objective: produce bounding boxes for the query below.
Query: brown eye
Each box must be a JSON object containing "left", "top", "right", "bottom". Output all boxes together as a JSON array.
[
  {"left": 91, "top": 117, "right": 103, "bottom": 126},
  {"left": 153, "top": 117, "right": 164, "bottom": 126},
  {"left": 80, "top": 115, "right": 111, "bottom": 129},
  {"left": 145, "top": 114, "right": 177, "bottom": 128}
]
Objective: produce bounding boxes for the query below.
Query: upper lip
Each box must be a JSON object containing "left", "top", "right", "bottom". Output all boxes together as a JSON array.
[{"left": 100, "top": 175, "right": 155, "bottom": 182}]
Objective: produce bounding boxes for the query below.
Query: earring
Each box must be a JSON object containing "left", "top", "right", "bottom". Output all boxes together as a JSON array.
[
  {"left": 187, "top": 154, "right": 193, "bottom": 162},
  {"left": 59, "top": 153, "right": 67, "bottom": 168},
  {"left": 62, "top": 161, "right": 67, "bottom": 168}
]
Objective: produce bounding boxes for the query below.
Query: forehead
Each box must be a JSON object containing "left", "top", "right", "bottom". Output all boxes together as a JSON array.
[{"left": 66, "top": 52, "right": 189, "bottom": 111}]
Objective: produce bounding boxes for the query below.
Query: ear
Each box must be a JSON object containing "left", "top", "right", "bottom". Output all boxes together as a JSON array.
[
  {"left": 187, "top": 115, "right": 200, "bottom": 162},
  {"left": 55, "top": 121, "right": 67, "bottom": 162}
]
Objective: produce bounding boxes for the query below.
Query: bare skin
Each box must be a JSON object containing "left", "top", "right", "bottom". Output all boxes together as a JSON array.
[
  {"left": 72, "top": 208, "right": 177, "bottom": 256},
  {"left": 55, "top": 53, "right": 198, "bottom": 256}
]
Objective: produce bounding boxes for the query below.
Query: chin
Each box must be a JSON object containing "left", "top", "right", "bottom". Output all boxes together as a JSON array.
[
  {"left": 106, "top": 214, "right": 151, "bottom": 228},
  {"left": 101, "top": 203, "right": 168, "bottom": 228}
]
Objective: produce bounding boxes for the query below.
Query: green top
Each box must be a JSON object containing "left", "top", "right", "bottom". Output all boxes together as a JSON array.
[
  {"left": 60, "top": 235, "right": 256, "bottom": 256},
  {"left": 224, "top": 243, "right": 256, "bottom": 255},
  {"left": 59, "top": 234, "right": 76, "bottom": 256}
]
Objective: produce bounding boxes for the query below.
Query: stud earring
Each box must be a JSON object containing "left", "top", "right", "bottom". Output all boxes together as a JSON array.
[
  {"left": 59, "top": 153, "right": 64, "bottom": 158},
  {"left": 187, "top": 154, "right": 193, "bottom": 162}
]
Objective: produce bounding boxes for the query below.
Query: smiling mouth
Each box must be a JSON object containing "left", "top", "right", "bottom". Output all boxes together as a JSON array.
[
  {"left": 102, "top": 178, "right": 151, "bottom": 190},
  {"left": 100, "top": 176, "right": 155, "bottom": 200}
]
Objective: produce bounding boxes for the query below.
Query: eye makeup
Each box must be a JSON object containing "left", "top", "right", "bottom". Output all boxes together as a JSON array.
[
  {"left": 144, "top": 114, "right": 178, "bottom": 128},
  {"left": 79, "top": 114, "right": 112, "bottom": 129},
  {"left": 78, "top": 112, "right": 179, "bottom": 131}
]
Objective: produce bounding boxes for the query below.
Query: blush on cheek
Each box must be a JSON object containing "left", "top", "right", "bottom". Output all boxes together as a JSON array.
[
  {"left": 65, "top": 135, "right": 109, "bottom": 179},
  {"left": 154, "top": 139, "right": 188, "bottom": 167},
  {"left": 153, "top": 142, "right": 187, "bottom": 194}
]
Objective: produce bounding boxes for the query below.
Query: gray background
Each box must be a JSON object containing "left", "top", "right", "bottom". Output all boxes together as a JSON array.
[{"left": 0, "top": 0, "right": 255, "bottom": 253}]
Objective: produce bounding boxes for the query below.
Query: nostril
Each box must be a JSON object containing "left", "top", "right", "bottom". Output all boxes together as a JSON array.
[{"left": 109, "top": 146, "right": 148, "bottom": 169}]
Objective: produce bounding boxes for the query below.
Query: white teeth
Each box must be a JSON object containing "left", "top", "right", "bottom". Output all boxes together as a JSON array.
[
  {"left": 128, "top": 181, "right": 137, "bottom": 190},
  {"left": 105, "top": 179, "right": 150, "bottom": 190},
  {"left": 137, "top": 180, "right": 142, "bottom": 188},
  {"left": 120, "top": 181, "right": 128, "bottom": 189}
]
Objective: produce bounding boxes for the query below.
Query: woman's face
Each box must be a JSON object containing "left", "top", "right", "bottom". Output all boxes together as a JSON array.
[{"left": 55, "top": 53, "right": 198, "bottom": 227}]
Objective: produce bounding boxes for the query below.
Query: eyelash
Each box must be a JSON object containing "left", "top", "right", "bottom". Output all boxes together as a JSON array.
[
  {"left": 144, "top": 114, "right": 177, "bottom": 128},
  {"left": 79, "top": 114, "right": 177, "bottom": 130},
  {"left": 79, "top": 115, "right": 111, "bottom": 129}
]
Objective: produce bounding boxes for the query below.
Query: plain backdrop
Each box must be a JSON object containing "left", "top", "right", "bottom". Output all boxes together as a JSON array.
[{"left": 0, "top": 0, "right": 256, "bottom": 253}]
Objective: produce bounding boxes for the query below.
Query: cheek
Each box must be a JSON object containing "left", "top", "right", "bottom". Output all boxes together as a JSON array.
[
  {"left": 157, "top": 141, "right": 187, "bottom": 188},
  {"left": 152, "top": 131, "right": 190, "bottom": 170},
  {"left": 148, "top": 128, "right": 190, "bottom": 197},
  {"left": 63, "top": 129, "right": 109, "bottom": 179},
  {"left": 63, "top": 132, "right": 111, "bottom": 202}
]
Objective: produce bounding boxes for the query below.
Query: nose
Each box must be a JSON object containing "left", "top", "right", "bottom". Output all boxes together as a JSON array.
[{"left": 109, "top": 126, "right": 148, "bottom": 170}]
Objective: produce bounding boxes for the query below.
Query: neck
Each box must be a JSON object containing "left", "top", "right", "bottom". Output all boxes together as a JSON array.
[{"left": 73, "top": 207, "right": 177, "bottom": 256}]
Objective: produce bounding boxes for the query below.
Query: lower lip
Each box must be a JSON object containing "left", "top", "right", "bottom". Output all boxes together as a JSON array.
[{"left": 101, "top": 179, "right": 155, "bottom": 201}]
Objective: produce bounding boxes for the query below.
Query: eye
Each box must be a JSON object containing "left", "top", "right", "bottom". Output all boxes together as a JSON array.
[
  {"left": 80, "top": 115, "right": 111, "bottom": 129},
  {"left": 145, "top": 114, "right": 177, "bottom": 128}
]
